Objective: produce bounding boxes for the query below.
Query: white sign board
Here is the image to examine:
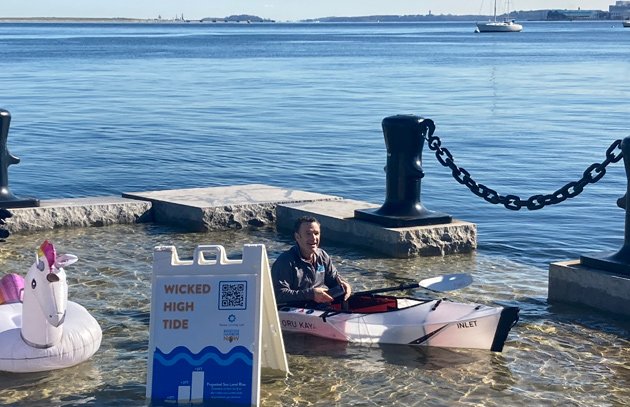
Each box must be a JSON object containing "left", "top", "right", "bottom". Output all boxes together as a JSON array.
[{"left": 146, "top": 244, "right": 289, "bottom": 406}]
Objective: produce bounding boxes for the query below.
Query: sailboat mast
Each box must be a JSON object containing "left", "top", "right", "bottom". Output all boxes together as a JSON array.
[{"left": 493, "top": 0, "right": 497, "bottom": 22}]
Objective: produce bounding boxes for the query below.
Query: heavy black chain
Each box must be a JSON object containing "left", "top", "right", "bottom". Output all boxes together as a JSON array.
[{"left": 425, "top": 131, "right": 624, "bottom": 211}]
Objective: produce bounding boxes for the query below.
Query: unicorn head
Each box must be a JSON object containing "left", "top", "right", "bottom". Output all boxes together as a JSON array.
[{"left": 21, "top": 240, "right": 78, "bottom": 348}]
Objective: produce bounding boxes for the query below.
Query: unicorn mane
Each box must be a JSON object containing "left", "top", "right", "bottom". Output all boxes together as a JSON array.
[{"left": 38, "top": 240, "right": 57, "bottom": 271}]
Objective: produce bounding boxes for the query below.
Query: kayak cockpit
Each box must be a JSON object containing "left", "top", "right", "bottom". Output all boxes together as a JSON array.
[{"left": 328, "top": 295, "right": 432, "bottom": 314}]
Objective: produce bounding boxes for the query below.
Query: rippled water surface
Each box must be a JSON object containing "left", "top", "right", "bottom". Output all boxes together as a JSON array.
[
  {"left": 0, "top": 225, "right": 627, "bottom": 406},
  {"left": 0, "top": 21, "right": 629, "bottom": 406}
]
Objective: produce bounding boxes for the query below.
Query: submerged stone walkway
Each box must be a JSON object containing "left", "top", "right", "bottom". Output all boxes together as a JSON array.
[{"left": 4, "top": 184, "right": 476, "bottom": 258}]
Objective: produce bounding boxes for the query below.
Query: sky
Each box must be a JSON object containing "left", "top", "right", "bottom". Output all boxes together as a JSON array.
[{"left": 0, "top": 1, "right": 618, "bottom": 21}]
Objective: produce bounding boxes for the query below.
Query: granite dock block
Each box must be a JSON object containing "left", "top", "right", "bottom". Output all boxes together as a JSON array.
[
  {"left": 4, "top": 196, "right": 152, "bottom": 233},
  {"left": 122, "top": 184, "right": 342, "bottom": 231},
  {"left": 549, "top": 260, "right": 630, "bottom": 317},
  {"left": 276, "top": 200, "right": 477, "bottom": 258}
]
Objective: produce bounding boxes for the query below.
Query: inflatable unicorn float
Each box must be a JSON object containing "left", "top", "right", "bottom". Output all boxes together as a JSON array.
[{"left": 0, "top": 240, "right": 102, "bottom": 372}]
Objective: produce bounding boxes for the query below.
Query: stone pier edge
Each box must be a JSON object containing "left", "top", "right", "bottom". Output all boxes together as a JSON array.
[
  {"left": 4, "top": 196, "right": 153, "bottom": 232},
  {"left": 548, "top": 260, "right": 630, "bottom": 318}
]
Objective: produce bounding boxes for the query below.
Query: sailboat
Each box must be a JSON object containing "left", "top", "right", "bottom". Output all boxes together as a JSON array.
[{"left": 475, "top": 0, "right": 523, "bottom": 33}]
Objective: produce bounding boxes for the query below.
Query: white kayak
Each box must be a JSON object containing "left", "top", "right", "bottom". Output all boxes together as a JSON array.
[{"left": 278, "top": 295, "right": 519, "bottom": 352}]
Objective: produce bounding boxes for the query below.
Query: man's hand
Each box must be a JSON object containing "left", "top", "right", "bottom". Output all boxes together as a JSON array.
[
  {"left": 313, "top": 287, "right": 333, "bottom": 303},
  {"left": 339, "top": 280, "right": 352, "bottom": 301}
]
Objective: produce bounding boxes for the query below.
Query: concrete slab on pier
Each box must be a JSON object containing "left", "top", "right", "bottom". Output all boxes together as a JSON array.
[
  {"left": 548, "top": 260, "right": 630, "bottom": 317},
  {"left": 276, "top": 199, "right": 477, "bottom": 258},
  {"left": 5, "top": 196, "right": 151, "bottom": 232},
  {"left": 122, "top": 184, "right": 342, "bottom": 231}
]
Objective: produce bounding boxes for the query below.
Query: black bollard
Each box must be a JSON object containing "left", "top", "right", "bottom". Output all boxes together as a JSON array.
[
  {"left": 0, "top": 207, "right": 11, "bottom": 240},
  {"left": 580, "top": 136, "right": 630, "bottom": 276},
  {"left": 0, "top": 109, "right": 39, "bottom": 208},
  {"left": 354, "top": 114, "right": 452, "bottom": 227}
]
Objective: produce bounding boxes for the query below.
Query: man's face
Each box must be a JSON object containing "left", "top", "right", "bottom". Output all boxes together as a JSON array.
[{"left": 294, "top": 221, "right": 321, "bottom": 258}]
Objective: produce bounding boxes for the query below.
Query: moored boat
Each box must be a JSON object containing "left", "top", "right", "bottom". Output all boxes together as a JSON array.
[
  {"left": 278, "top": 294, "right": 519, "bottom": 352},
  {"left": 623, "top": 20, "right": 630, "bottom": 28},
  {"left": 476, "top": 0, "right": 523, "bottom": 33},
  {"left": 476, "top": 20, "right": 523, "bottom": 33}
]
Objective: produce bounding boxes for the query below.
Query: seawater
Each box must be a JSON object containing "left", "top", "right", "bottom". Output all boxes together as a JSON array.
[{"left": 0, "top": 21, "right": 628, "bottom": 406}]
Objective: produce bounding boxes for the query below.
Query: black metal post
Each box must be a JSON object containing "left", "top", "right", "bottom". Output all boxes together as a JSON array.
[
  {"left": 354, "top": 114, "right": 451, "bottom": 227},
  {"left": 0, "top": 109, "right": 39, "bottom": 208},
  {"left": 581, "top": 135, "right": 630, "bottom": 275}
]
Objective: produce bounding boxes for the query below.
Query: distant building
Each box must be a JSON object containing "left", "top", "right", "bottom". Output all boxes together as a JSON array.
[
  {"left": 547, "top": 8, "right": 602, "bottom": 20},
  {"left": 521, "top": 10, "right": 548, "bottom": 20},
  {"left": 609, "top": 1, "right": 630, "bottom": 19}
]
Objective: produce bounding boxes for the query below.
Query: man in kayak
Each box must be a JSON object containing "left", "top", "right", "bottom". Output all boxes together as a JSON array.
[{"left": 271, "top": 216, "right": 352, "bottom": 305}]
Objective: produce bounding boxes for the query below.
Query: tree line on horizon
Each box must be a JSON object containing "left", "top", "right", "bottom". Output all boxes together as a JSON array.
[
  {"left": 201, "top": 9, "right": 613, "bottom": 23},
  {"left": 300, "top": 9, "right": 610, "bottom": 23},
  {"left": 1, "top": 9, "right": 613, "bottom": 24}
]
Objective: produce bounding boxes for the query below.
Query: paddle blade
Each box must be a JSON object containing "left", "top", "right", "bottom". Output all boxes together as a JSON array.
[{"left": 419, "top": 273, "right": 473, "bottom": 292}]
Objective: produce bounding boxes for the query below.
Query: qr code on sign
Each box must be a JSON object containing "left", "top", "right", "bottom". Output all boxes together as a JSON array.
[{"left": 218, "top": 281, "right": 247, "bottom": 310}]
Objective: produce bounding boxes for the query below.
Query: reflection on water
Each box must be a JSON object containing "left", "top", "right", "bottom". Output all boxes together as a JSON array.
[
  {"left": 266, "top": 333, "right": 516, "bottom": 406},
  {"left": 0, "top": 362, "right": 104, "bottom": 405},
  {"left": 0, "top": 224, "right": 628, "bottom": 406},
  {"left": 283, "top": 333, "right": 491, "bottom": 371}
]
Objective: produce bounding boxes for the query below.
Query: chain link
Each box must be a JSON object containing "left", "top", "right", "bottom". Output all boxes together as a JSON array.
[{"left": 425, "top": 129, "right": 624, "bottom": 211}]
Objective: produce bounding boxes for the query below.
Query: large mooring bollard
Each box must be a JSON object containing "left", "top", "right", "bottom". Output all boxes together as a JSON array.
[
  {"left": 354, "top": 114, "right": 451, "bottom": 227},
  {"left": 580, "top": 135, "right": 630, "bottom": 276},
  {"left": 0, "top": 109, "right": 39, "bottom": 208}
]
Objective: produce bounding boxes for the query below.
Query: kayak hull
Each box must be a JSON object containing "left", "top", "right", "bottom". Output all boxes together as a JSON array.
[{"left": 278, "top": 296, "right": 519, "bottom": 352}]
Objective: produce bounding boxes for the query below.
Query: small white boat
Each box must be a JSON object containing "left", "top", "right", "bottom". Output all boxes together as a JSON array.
[
  {"left": 623, "top": 20, "right": 630, "bottom": 28},
  {"left": 279, "top": 294, "right": 519, "bottom": 352},
  {"left": 476, "top": 0, "right": 522, "bottom": 33},
  {"left": 476, "top": 20, "right": 523, "bottom": 33}
]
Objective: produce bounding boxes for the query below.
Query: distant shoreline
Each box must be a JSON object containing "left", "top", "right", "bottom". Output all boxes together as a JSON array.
[
  {"left": 0, "top": 12, "right": 624, "bottom": 24},
  {"left": 0, "top": 17, "right": 279, "bottom": 24},
  {"left": 0, "top": 17, "right": 149, "bottom": 23}
]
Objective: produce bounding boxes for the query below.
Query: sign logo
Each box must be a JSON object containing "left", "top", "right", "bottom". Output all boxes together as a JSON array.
[{"left": 224, "top": 329, "right": 240, "bottom": 343}]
